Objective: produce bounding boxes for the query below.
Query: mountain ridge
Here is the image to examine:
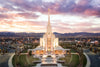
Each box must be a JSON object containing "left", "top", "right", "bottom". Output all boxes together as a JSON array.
[{"left": 0, "top": 32, "right": 100, "bottom": 37}]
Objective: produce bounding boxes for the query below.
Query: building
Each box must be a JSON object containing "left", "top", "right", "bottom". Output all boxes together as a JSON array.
[{"left": 28, "top": 9, "right": 69, "bottom": 66}]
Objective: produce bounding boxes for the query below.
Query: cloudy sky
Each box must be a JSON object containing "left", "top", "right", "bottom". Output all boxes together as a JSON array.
[{"left": 0, "top": 0, "right": 100, "bottom": 33}]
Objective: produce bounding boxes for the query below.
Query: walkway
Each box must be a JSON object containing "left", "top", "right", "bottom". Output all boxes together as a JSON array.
[{"left": 35, "top": 55, "right": 64, "bottom": 67}]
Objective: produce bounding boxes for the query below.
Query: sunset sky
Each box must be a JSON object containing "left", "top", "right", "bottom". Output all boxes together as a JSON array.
[{"left": 0, "top": 0, "right": 100, "bottom": 33}]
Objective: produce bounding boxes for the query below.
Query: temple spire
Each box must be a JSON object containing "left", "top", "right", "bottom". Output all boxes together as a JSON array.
[{"left": 47, "top": 8, "right": 52, "bottom": 34}]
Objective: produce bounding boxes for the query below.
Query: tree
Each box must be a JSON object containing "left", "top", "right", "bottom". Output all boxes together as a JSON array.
[
  {"left": 5, "top": 49, "right": 7, "bottom": 53},
  {"left": 0, "top": 49, "right": 1, "bottom": 53},
  {"left": 29, "top": 51, "right": 32, "bottom": 56}
]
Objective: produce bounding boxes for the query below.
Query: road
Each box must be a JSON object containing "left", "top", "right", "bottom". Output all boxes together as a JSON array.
[
  {"left": 0, "top": 53, "right": 12, "bottom": 67},
  {"left": 84, "top": 49, "right": 100, "bottom": 67}
]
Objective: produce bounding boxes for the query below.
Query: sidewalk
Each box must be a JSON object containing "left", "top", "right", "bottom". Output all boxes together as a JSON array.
[
  {"left": 8, "top": 53, "right": 15, "bottom": 67},
  {"left": 83, "top": 52, "right": 90, "bottom": 67}
]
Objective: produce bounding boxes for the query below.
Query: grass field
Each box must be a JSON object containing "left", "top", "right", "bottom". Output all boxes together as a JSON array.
[
  {"left": 12, "top": 55, "right": 39, "bottom": 67},
  {"left": 59, "top": 54, "right": 71, "bottom": 66},
  {"left": 59, "top": 54, "right": 79, "bottom": 67},
  {"left": 69, "top": 54, "right": 79, "bottom": 67}
]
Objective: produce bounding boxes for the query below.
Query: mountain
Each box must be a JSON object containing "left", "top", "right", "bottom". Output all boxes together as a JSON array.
[{"left": 0, "top": 32, "right": 100, "bottom": 37}]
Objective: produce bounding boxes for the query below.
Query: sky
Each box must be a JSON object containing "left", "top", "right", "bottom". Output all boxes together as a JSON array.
[{"left": 0, "top": 0, "right": 100, "bottom": 33}]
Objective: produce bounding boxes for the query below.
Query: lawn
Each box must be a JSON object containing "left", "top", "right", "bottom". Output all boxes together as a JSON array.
[
  {"left": 59, "top": 54, "right": 79, "bottom": 67},
  {"left": 59, "top": 54, "right": 71, "bottom": 66},
  {"left": 12, "top": 55, "right": 39, "bottom": 67},
  {"left": 69, "top": 54, "right": 79, "bottom": 67},
  {"left": 12, "top": 55, "right": 28, "bottom": 67}
]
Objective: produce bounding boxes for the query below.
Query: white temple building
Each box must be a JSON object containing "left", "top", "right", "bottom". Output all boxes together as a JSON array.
[{"left": 28, "top": 9, "right": 70, "bottom": 66}]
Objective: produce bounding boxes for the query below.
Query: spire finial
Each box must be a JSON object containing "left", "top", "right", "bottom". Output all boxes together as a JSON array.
[
  {"left": 47, "top": 8, "right": 52, "bottom": 33},
  {"left": 48, "top": 8, "right": 50, "bottom": 25}
]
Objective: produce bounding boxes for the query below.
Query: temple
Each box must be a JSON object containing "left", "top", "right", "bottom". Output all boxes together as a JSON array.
[{"left": 28, "top": 9, "right": 69, "bottom": 65}]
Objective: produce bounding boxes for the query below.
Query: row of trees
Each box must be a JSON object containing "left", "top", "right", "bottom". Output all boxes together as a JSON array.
[{"left": 0, "top": 48, "right": 8, "bottom": 55}]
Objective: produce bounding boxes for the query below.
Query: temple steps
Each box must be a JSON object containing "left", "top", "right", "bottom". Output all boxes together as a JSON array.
[{"left": 41, "top": 64, "right": 57, "bottom": 67}]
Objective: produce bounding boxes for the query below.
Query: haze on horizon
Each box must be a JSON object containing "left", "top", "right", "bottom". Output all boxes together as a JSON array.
[{"left": 0, "top": 0, "right": 100, "bottom": 33}]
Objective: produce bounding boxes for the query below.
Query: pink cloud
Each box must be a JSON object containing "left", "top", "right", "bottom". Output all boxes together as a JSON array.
[
  {"left": 84, "top": 9, "right": 100, "bottom": 16},
  {"left": 78, "top": 0, "right": 89, "bottom": 6},
  {"left": 73, "top": 22, "right": 94, "bottom": 27},
  {"left": 0, "top": 7, "right": 8, "bottom": 11}
]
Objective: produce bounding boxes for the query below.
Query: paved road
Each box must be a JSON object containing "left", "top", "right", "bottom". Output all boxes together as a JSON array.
[
  {"left": 84, "top": 49, "right": 100, "bottom": 67},
  {"left": 0, "top": 53, "right": 12, "bottom": 67}
]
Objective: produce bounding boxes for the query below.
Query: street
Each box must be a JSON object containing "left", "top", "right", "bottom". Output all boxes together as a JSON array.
[
  {"left": 0, "top": 53, "right": 13, "bottom": 67},
  {"left": 84, "top": 49, "right": 100, "bottom": 67}
]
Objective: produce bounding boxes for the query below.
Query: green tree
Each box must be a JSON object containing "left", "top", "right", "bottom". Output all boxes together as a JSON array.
[{"left": 29, "top": 51, "right": 32, "bottom": 56}]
